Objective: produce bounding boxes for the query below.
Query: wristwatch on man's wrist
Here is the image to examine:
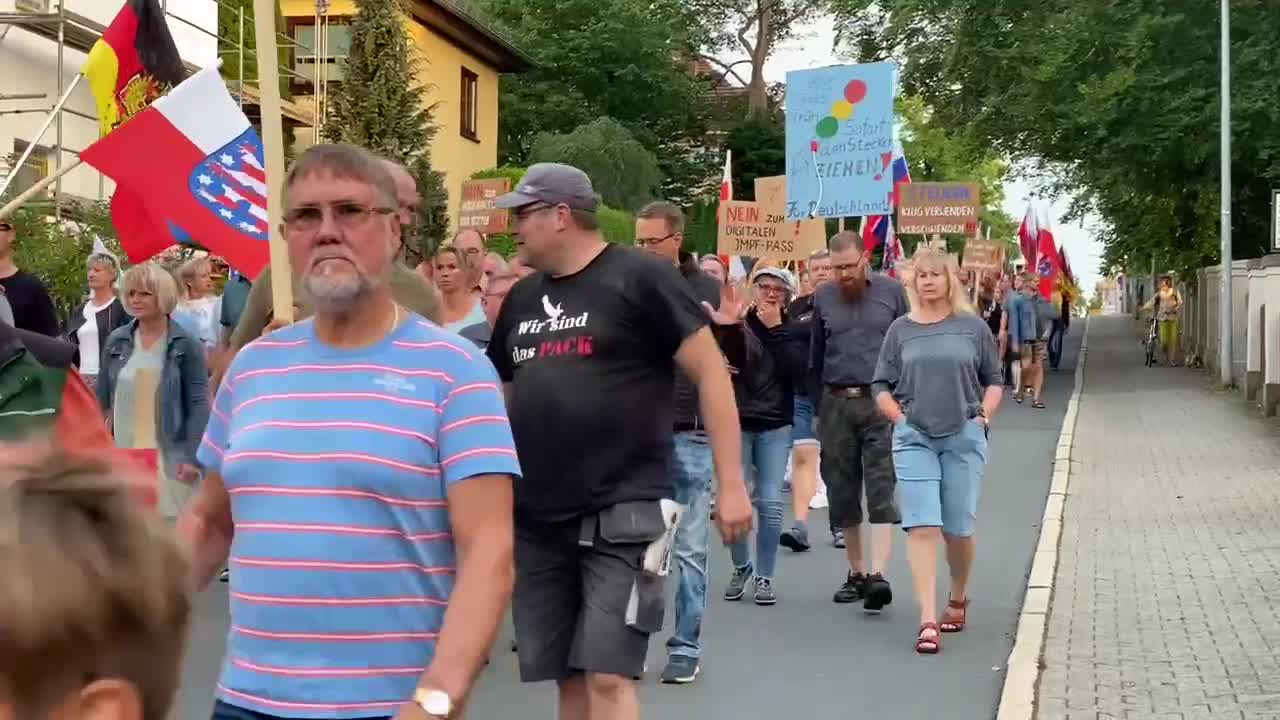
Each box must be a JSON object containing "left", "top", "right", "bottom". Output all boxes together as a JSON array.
[{"left": 413, "top": 688, "right": 455, "bottom": 718}]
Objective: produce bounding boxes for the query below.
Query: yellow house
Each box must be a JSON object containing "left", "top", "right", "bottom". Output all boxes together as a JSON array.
[{"left": 279, "top": 0, "right": 533, "bottom": 231}]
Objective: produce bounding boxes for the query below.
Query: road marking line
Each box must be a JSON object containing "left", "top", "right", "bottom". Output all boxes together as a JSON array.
[{"left": 996, "top": 316, "right": 1090, "bottom": 720}]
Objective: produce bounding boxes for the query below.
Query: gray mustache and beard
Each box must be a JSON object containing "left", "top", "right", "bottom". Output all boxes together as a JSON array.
[{"left": 304, "top": 257, "right": 387, "bottom": 314}]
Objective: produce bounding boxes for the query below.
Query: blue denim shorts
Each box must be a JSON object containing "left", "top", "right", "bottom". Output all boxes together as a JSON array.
[
  {"left": 791, "top": 394, "right": 818, "bottom": 445},
  {"left": 891, "top": 419, "right": 989, "bottom": 537}
]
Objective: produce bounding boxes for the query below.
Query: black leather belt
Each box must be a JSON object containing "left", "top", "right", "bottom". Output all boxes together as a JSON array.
[
  {"left": 673, "top": 422, "right": 701, "bottom": 432},
  {"left": 825, "top": 384, "right": 872, "bottom": 399}
]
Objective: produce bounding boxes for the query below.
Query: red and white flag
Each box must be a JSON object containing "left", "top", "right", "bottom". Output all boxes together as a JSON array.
[
  {"left": 1017, "top": 204, "right": 1039, "bottom": 270},
  {"left": 1036, "top": 215, "right": 1060, "bottom": 299},
  {"left": 81, "top": 64, "right": 271, "bottom": 277}
]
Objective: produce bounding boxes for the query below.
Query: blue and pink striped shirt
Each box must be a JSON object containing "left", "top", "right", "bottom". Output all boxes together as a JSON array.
[{"left": 196, "top": 315, "right": 520, "bottom": 719}]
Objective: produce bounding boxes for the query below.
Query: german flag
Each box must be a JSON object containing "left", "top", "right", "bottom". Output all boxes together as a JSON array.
[{"left": 83, "top": 0, "right": 186, "bottom": 137}]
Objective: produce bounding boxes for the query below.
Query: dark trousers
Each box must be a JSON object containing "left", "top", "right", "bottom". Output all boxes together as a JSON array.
[
  {"left": 817, "top": 391, "right": 901, "bottom": 529},
  {"left": 1048, "top": 320, "right": 1067, "bottom": 369}
]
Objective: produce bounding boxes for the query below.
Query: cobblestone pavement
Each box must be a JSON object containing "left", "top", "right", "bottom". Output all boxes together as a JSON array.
[{"left": 1038, "top": 316, "right": 1280, "bottom": 720}]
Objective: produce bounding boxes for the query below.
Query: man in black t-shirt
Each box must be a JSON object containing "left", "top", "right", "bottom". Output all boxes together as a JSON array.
[
  {"left": 0, "top": 220, "right": 58, "bottom": 337},
  {"left": 487, "top": 164, "right": 752, "bottom": 717}
]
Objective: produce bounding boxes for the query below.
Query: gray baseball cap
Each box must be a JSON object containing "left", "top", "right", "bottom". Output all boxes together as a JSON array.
[{"left": 494, "top": 163, "right": 600, "bottom": 212}]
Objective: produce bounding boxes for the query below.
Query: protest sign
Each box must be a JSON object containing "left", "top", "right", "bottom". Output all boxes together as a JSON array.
[
  {"left": 458, "top": 178, "right": 511, "bottom": 234},
  {"left": 753, "top": 175, "right": 827, "bottom": 257},
  {"left": 717, "top": 199, "right": 826, "bottom": 260},
  {"left": 898, "top": 182, "right": 981, "bottom": 235},
  {"left": 784, "top": 62, "right": 896, "bottom": 221},
  {"left": 961, "top": 239, "right": 1003, "bottom": 271}
]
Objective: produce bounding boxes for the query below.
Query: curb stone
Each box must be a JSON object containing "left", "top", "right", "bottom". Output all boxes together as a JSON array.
[{"left": 995, "top": 316, "right": 1089, "bottom": 720}]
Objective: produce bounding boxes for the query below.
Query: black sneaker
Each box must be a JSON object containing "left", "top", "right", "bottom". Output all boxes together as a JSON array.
[
  {"left": 660, "top": 655, "right": 699, "bottom": 684},
  {"left": 219, "top": 568, "right": 230, "bottom": 583},
  {"left": 862, "top": 573, "right": 893, "bottom": 613},
  {"left": 780, "top": 523, "right": 811, "bottom": 552},
  {"left": 833, "top": 572, "right": 866, "bottom": 604}
]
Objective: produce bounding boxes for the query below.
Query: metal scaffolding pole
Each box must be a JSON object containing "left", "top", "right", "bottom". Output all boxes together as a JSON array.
[
  {"left": 1218, "top": 0, "right": 1233, "bottom": 387},
  {"left": 54, "top": 0, "right": 64, "bottom": 219}
]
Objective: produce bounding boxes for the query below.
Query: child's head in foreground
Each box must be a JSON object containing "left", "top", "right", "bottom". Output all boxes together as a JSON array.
[{"left": 0, "top": 444, "right": 190, "bottom": 720}]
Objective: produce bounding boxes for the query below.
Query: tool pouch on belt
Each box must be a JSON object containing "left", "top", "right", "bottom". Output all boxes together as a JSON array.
[{"left": 581, "top": 499, "right": 684, "bottom": 634}]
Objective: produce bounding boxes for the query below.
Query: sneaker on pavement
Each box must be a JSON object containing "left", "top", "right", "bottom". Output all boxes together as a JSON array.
[
  {"left": 831, "top": 528, "right": 846, "bottom": 548},
  {"left": 659, "top": 655, "right": 699, "bottom": 684},
  {"left": 219, "top": 568, "right": 230, "bottom": 583},
  {"left": 862, "top": 572, "right": 893, "bottom": 613},
  {"left": 724, "top": 565, "right": 753, "bottom": 601},
  {"left": 833, "top": 572, "right": 866, "bottom": 604},
  {"left": 780, "top": 523, "right": 811, "bottom": 552},
  {"left": 753, "top": 577, "right": 777, "bottom": 606}
]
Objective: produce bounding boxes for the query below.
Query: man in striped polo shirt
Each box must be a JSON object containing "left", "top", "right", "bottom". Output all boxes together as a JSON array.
[{"left": 181, "top": 143, "right": 520, "bottom": 720}]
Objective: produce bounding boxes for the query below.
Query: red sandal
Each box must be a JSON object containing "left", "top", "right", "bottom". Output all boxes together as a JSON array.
[
  {"left": 940, "top": 597, "right": 969, "bottom": 633},
  {"left": 915, "top": 622, "right": 941, "bottom": 654}
]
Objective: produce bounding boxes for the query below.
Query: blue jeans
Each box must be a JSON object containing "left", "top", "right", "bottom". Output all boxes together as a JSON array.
[
  {"left": 892, "top": 420, "right": 989, "bottom": 536},
  {"left": 667, "top": 430, "right": 713, "bottom": 660},
  {"left": 730, "top": 426, "right": 792, "bottom": 579}
]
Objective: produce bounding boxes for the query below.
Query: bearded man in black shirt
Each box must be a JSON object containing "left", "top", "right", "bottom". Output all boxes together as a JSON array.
[{"left": 487, "top": 164, "right": 752, "bottom": 720}]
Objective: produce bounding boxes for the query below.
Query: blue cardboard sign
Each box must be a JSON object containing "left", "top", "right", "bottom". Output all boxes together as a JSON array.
[{"left": 784, "top": 62, "right": 896, "bottom": 220}]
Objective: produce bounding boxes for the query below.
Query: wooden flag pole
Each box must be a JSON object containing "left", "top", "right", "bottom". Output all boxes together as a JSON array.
[
  {"left": 0, "top": 159, "right": 83, "bottom": 220},
  {"left": 251, "top": 0, "right": 293, "bottom": 323}
]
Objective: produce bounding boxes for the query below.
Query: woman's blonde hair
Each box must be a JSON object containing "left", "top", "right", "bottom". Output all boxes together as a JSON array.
[
  {"left": 904, "top": 248, "right": 973, "bottom": 315},
  {"left": 177, "top": 257, "right": 211, "bottom": 301},
  {"left": 121, "top": 262, "right": 180, "bottom": 315}
]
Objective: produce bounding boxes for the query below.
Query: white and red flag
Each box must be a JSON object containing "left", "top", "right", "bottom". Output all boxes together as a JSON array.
[{"left": 81, "top": 64, "right": 271, "bottom": 277}]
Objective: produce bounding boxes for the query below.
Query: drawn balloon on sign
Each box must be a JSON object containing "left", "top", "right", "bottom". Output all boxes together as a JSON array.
[{"left": 806, "top": 79, "right": 871, "bottom": 219}]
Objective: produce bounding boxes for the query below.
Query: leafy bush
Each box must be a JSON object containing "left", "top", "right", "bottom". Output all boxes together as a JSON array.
[
  {"left": 528, "top": 118, "right": 662, "bottom": 211},
  {"left": 8, "top": 201, "right": 123, "bottom": 320}
]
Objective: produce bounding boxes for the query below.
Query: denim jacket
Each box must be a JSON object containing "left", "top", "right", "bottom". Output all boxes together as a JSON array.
[{"left": 96, "top": 318, "right": 210, "bottom": 467}]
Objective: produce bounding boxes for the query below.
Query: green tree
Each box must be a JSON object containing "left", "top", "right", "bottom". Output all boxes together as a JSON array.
[
  {"left": 723, "top": 113, "right": 786, "bottom": 201},
  {"left": 831, "top": 0, "right": 1280, "bottom": 275},
  {"left": 471, "top": 0, "right": 715, "bottom": 203},
  {"left": 528, "top": 118, "right": 663, "bottom": 211},
  {"left": 322, "top": 0, "right": 449, "bottom": 259},
  {"left": 8, "top": 201, "right": 122, "bottom": 319},
  {"left": 896, "top": 94, "right": 1016, "bottom": 248}
]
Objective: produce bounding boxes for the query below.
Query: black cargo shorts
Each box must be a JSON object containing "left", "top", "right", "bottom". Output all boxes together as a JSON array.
[
  {"left": 817, "top": 386, "right": 901, "bottom": 528},
  {"left": 512, "top": 501, "right": 668, "bottom": 683}
]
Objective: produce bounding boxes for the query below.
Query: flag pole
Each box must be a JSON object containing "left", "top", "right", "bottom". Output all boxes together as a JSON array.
[
  {"left": 0, "top": 75, "right": 83, "bottom": 200},
  {"left": 0, "top": 159, "right": 83, "bottom": 220},
  {"left": 251, "top": 0, "right": 294, "bottom": 323}
]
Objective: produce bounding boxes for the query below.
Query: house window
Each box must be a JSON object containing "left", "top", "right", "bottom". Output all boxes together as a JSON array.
[
  {"left": 10, "top": 140, "right": 51, "bottom": 195},
  {"left": 460, "top": 67, "right": 479, "bottom": 142},
  {"left": 289, "top": 17, "right": 352, "bottom": 94}
]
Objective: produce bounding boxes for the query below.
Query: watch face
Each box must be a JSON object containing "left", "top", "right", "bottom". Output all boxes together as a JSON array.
[{"left": 420, "top": 690, "right": 452, "bottom": 716}]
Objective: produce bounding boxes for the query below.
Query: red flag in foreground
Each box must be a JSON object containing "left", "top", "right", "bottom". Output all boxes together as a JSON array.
[
  {"left": 1018, "top": 205, "right": 1039, "bottom": 269},
  {"left": 1036, "top": 218, "right": 1060, "bottom": 298},
  {"left": 80, "top": 65, "right": 271, "bottom": 277}
]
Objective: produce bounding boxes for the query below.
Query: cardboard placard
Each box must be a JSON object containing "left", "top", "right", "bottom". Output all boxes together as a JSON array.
[
  {"left": 458, "top": 178, "right": 512, "bottom": 234},
  {"left": 898, "top": 182, "right": 981, "bottom": 235},
  {"left": 961, "top": 239, "right": 1003, "bottom": 271},
  {"left": 716, "top": 177, "right": 826, "bottom": 260}
]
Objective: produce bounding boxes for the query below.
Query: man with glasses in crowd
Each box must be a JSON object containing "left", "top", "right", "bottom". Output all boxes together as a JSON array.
[
  {"left": 460, "top": 271, "right": 516, "bottom": 350},
  {"left": 633, "top": 200, "right": 743, "bottom": 685},
  {"left": 227, "top": 157, "right": 441, "bottom": 354},
  {"left": 182, "top": 143, "right": 519, "bottom": 720},
  {"left": 487, "top": 164, "right": 752, "bottom": 718},
  {"left": 809, "top": 230, "right": 908, "bottom": 614}
]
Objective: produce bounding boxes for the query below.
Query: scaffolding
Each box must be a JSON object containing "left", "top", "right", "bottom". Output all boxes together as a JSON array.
[{"left": 0, "top": 0, "right": 328, "bottom": 215}]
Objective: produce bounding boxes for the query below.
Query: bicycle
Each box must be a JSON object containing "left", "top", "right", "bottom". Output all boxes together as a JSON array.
[{"left": 1144, "top": 315, "right": 1158, "bottom": 367}]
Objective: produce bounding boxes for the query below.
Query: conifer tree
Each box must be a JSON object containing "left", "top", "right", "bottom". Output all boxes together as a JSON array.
[{"left": 323, "top": 0, "right": 449, "bottom": 260}]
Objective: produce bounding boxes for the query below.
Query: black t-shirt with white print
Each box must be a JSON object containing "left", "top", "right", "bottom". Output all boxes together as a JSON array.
[{"left": 487, "top": 244, "right": 708, "bottom": 525}]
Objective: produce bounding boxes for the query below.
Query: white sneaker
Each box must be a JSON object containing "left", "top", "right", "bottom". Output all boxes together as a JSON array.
[{"left": 809, "top": 488, "right": 829, "bottom": 510}]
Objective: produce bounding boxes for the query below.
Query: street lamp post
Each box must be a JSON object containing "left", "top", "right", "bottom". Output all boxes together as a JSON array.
[{"left": 1218, "top": 0, "right": 1233, "bottom": 386}]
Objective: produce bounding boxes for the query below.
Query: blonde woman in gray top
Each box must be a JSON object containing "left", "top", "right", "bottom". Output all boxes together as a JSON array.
[{"left": 871, "top": 249, "right": 1003, "bottom": 654}]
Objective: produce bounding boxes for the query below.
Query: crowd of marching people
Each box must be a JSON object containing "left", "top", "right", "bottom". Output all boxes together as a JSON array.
[{"left": 0, "top": 146, "right": 1074, "bottom": 720}]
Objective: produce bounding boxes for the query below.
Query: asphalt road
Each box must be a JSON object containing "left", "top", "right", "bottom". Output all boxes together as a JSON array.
[{"left": 175, "top": 328, "right": 1082, "bottom": 719}]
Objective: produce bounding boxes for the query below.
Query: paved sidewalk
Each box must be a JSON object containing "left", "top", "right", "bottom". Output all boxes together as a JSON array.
[{"left": 1038, "top": 316, "right": 1280, "bottom": 720}]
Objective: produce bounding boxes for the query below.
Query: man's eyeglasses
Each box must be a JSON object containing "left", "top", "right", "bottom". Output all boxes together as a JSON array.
[
  {"left": 283, "top": 202, "right": 395, "bottom": 233},
  {"left": 513, "top": 203, "right": 557, "bottom": 224},
  {"left": 635, "top": 233, "right": 677, "bottom": 248}
]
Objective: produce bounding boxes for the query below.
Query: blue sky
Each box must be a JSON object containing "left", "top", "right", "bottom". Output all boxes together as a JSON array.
[{"left": 745, "top": 16, "right": 1104, "bottom": 294}]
